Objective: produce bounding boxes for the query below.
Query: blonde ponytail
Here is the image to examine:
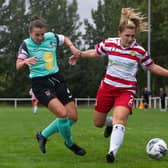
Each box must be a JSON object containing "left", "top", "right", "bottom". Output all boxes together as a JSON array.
[{"left": 119, "top": 8, "right": 148, "bottom": 33}]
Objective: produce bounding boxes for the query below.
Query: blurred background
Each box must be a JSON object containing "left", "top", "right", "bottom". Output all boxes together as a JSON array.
[{"left": 0, "top": 0, "right": 168, "bottom": 99}]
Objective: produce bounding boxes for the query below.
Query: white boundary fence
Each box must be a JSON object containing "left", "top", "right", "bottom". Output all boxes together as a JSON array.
[
  {"left": 0, "top": 97, "right": 168, "bottom": 109},
  {"left": 75, "top": 97, "right": 168, "bottom": 109},
  {"left": 0, "top": 98, "right": 32, "bottom": 108},
  {"left": 133, "top": 97, "right": 168, "bottom": 109}
]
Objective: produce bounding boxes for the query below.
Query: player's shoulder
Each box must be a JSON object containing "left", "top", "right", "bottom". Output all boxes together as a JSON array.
[
  {"left": 19, "top": 41, "right": 28, "bottom": 53},
  {"left": 44, "top": 32, "right": 55, "bottom": 39},
  {"left": 134, "top": 41, "right": 146, "bottom": 52},
  {"left": 44, "top": 32, "right": 59, "bottom": 44}
]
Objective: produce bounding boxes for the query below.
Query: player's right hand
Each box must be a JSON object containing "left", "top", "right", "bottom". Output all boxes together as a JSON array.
[{"left": 24, "top": 57, "right": 38, "bottom": 66}]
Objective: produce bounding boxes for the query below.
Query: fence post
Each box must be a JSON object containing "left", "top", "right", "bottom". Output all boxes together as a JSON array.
[
  {"left": 75, "top": 98, "right": 78, "bottom": 107},
  {"left": 14, "top": 99, "right": 17, "bottom": 108},
  {"left": 88, "top": 96, "right": 90, "bottom": 107},
  {"left": 149, "top": 97, "right": 152, "bottom": 108},
  {"left": 166, "top": 97, "right": 168, "bottom": 110}
]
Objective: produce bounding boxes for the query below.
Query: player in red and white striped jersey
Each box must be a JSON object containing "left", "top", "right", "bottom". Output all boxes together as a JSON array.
[{"left": 69, "top": 8, "right": 168, "bottom": 163}]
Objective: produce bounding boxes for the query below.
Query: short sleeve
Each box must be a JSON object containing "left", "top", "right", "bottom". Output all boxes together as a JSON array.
[
  {"left": 140, "top": 51, "right": 154, "bottom": 70},
  {"left": 55, "top": 34, "right": 64, "bottom": 46},
  {"left": 95, "top": 40, "right": 107, "bottom": 57},
  {"left": 17, "top": 42, "right": 28, "bottom": 59}
]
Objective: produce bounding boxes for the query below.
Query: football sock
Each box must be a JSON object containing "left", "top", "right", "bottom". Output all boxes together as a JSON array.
[
  {"left": 105, "top": 116, "right": 112, "bottom": 126},
  {"left": 41, "top": 119, "right": 76, "bottom": 139},
  {"left": 109, "top": 124, "right": 125, "bottom": 156},
  {"left": 68, "top": 119, "right": 76, "bottom": 126},
  {"left": 57, "top": 118, "right": 74, "bottom": 147},
  {"left": 41, "top": 118, "right": 59, "bottom": 138}
]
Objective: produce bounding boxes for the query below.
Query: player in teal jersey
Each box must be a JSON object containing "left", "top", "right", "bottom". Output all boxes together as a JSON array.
[{"left": 16, "top": 16, "right": 86, "bottom": 156}]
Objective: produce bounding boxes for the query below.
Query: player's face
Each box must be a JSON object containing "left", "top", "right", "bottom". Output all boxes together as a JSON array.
[
  {"left": 30, "top": 27, "right": 46, "bottom": 44},
  {"left": 119, "top": 28, "right": 136, "bottom": 47}
]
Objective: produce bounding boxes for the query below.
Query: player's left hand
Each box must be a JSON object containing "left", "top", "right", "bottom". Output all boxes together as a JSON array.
[
  {"left": 69, "top": 45, "right": 81, "bottom": 57},
  {"left": 69, "top": 55, "right": 79, "bottom": 66}
]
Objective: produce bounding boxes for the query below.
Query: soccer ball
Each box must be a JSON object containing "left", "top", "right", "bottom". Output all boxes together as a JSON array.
[{"left": 146, "top": 138, "right": 167, "bottom": 160}]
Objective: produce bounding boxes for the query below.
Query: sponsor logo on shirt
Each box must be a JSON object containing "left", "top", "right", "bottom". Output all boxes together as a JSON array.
[{"left": 109, "top": 59, "right": 134, "bottom": 67}]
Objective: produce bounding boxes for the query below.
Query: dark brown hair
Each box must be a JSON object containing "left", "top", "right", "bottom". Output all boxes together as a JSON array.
[{"left": 29, "top": 16, "right": 47, "bottom": 32}]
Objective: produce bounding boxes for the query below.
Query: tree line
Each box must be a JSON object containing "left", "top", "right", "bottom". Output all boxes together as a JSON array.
[{"left": 0, "top": 0, "right": 168, "bottom": 98}]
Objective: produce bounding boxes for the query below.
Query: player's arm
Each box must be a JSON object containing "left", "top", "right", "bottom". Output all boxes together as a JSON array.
[
  {"left": 80, "top": 49, "right": 99, "bottom": 58},
  {"left": 16, "top": 42, "right": 37, "bottom": 71},
  {"left": 16, "top": 59, "right": 26, "bottom": 70},
  {"left": 69, "top": 49, "right": 99, "bottom": 66},
  {"left": 148, "top": 64, "right": 168, "bottom": 77},
  {"left": 16, "top": 57, "right": 37, "bottom": 71},
  {"left": 64, "top": 36, "right": 81, "bottom": 57}
]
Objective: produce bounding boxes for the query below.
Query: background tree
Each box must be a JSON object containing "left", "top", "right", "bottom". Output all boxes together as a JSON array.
[
  {"left": 134, "top": 0, "right": 168, "bottom": 96},
  {"left": 148, "top": 0, "right": 168, "bottom": 95},
  {"left": 0, "top": 0, "right": 168, "bottom": 98},
  {"left": 0, "top": 0, "right": 30, "bottom": 97},
  {"left": 80, "top": 0, "right": 168, "bottom": 97}
]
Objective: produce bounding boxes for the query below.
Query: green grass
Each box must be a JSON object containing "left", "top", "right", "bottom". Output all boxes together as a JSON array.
[{"left": 0, "top": 106, "right": 168, "bottom": 168}]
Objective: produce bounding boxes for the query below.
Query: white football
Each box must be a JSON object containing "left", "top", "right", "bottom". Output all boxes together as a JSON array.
[{"left": 146, "top": 138, "right": 167, "bottom": 160}]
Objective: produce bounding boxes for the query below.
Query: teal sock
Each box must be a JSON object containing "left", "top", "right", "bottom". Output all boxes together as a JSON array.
[
  {"left": 41, "top": 119, "right": 59, "bottom": 138},
  {"left": 57, "top": 118, "right": 74, "bottom": 147},
  {"left": 68, "top": 119, "right": 76, "bottom": 126}
]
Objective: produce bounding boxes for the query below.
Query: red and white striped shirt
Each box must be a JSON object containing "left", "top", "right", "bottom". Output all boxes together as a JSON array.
[{"left": 96, "top": 37, "right": 154, "bottom": 94}]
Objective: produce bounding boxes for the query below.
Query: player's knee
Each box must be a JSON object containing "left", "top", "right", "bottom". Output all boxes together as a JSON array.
[
  {"left": 57, "top": 111, "right": 67, "bottom": 118},
  {"left": 58, "top": 114, "right": 67, "bottom": 118},
  {"left": 69, "top": 116, "right": 78, "bottom": 122},
  {"left": 113, "top": 120, "right": 126, "bottom": 126},
  {"left": 68, "top": 112, "right": 78, "bottom": 121},
  {"left": 94, "top": 119, "right": 104, "bottom": 127}
]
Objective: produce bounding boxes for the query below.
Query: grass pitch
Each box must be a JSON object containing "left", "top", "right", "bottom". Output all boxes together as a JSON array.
[{"left": 0, "top": 106, "right": 168, "bottom": 168}]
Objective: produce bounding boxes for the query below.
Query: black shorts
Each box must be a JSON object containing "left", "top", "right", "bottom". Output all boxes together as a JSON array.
[{"left": 31, "top": 72, "right": 74, "bottom": 107}]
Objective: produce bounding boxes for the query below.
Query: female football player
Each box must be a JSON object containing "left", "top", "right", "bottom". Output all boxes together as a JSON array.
[
  {"left": 16, "top": 16, "right": 86, "bottom": 156},
  {"left": 29, "top": 88, "right": 39, "bottom": 114},
  {"left": 69, "top": 8, "right": 168, "bottom": 162}
]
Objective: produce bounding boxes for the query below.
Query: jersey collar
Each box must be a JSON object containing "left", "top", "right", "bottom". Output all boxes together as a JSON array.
[{"left": 118, "top": 38, "right": 136, "bottom": 49}]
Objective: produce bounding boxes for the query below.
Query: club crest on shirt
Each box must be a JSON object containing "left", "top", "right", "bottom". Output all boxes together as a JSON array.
[
  {"left": 49, "top": 42, "right": 55, "bottom": 48},
  {"left": 45, "top": 90, "right": 51, "bottom": 96},
  {"left": 130, "top": 51, "right": 136, "bottom": 56}
]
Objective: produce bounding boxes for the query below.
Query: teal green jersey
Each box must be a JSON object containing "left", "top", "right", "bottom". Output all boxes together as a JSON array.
[{"left": 24, "top": 32, "right": 59, "bottom": 78}]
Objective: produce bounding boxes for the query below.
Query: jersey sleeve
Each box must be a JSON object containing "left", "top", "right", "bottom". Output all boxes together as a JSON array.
[
  {"left": 140, "top": 50, "right": 154, "bottom": 70},
  {"left": 95, "top": 40, "right": 107, "bottom": 57},
  {"left": 55, "top": 34, "right": 64, "bottom": 46},
  {"left": 17, "top": 42, "right": 28, "bottom": 59}
]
